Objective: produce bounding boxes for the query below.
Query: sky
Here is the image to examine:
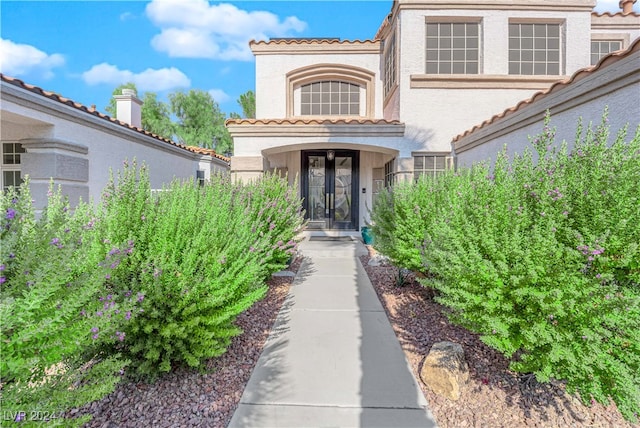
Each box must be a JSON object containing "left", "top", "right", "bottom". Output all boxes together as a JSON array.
[{"left": 1, "top": 0, "right": 638, "bottom": 116}]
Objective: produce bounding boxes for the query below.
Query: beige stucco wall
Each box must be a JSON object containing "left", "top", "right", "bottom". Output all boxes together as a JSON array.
[
  {"left": 1, "top": 83, "right": 228, "bottom": 209},
  {"left": 453, "top": 48, "right": 640, "bottom": 167},
  {"left": 255, "top": 51, "right": 384, "bottom": 119},
  {"left": 395, "top": 5, "right": 595, "bottom": 154}
]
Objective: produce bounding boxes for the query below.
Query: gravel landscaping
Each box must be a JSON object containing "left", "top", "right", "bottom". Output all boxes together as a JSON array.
[
  {"left": 77, "top": 257, "right": 302, "bottom": 428},
  {"left": 360, "top": 247, "right": 637, "bottom": 428},
  {"left": 76, "top": 246, "right": 636, "bottom": 428}
]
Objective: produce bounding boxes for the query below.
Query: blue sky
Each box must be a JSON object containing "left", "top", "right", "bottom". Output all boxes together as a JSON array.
[{"left": 1, "top": 0, "right": 637, "bottom": 116}]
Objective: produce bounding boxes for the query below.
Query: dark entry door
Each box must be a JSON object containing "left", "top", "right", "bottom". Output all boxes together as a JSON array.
[{"left": 302, "top": 150, "right": 359, "bottom": 230}]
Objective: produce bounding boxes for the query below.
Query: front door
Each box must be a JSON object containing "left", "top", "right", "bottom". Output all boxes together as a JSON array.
[{"left": 302, "top": 150, "right": 359, "bottom": 230}]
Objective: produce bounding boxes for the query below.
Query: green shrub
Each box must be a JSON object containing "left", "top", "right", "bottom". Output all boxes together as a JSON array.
[
  {"left": 372, "top": 111, "right": 640, "bottom": 421},
  {"left": 95, "top": 163, "right": 304, "bottom": 375},
  {"left": 1, "top": 181, "right": 139, "bottom": 427}
]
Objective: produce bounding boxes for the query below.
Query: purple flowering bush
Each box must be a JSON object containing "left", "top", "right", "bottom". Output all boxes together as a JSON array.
[
  {"left": 0, "top": 181, "right": 141, "bottom": 427},
  {"left": 371, "top": 111, "right": 639, "bottom": 420},
  {"left": 95, "top": 163, "right": 304, "bottom": 375}
]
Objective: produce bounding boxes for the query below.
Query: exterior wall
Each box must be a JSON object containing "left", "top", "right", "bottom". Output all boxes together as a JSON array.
[
  {"left": 254, "top": 49, "right": 383, "bottom": 119},
  {"left": 453, "top": 48, "right": 640, "bottom": 167},
  {"left": 394, "top": 4, "right": 595, "bottom": 154},
  {"left": 591, "top": 14, "right": 640, "bottom": 50},
  {"left": 1, "top": 82, "right": 228, "bottom": 209}
]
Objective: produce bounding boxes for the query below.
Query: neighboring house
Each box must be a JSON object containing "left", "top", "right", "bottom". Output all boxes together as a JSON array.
[
  {"left": 1, "top": 75, "right": 229, "bottom": 210},
  {"left": 227, "top": 0, "right": 640, "bottom": 232}
]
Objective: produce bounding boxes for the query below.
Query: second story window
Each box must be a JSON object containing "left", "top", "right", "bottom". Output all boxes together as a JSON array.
[
  {"left": 591, "top": 40, "right": 622, "bottom": 65},
  {"left": 300, "top": 81, "right": 361, "bottom": 116},
  {"left": 509, "top": 23, "right": 561, "bottom": 75},
  {"left": 384, "top": 34, "right": 397, "bottom": 96},
  {"left": 426, "top": 22, "right": 480, "bottom": 74}
]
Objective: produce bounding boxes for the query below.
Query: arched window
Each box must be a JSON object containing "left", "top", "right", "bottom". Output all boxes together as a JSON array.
[
  {"left": 300, "top": 81, "right": 361, "bottom": 116},
  {"left": 287, "top": 64, "right": 375, "bottom": 118}
]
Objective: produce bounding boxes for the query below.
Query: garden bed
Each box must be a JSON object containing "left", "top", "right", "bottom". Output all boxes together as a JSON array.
[
  {"left": 78, "top": 257, "right": 302, "bottom": 428},
  {"left": 360, "top": 248, "right": 635, "bottom": 428}
]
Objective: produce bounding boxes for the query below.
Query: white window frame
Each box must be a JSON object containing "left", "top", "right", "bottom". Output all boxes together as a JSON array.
[
  {"left": 413, "top": 153, "right": 453, "bottom": 181},
  {"left": 384, "top": 33, "right": 397, "bottom": 97},
  {"left": 298, "top": 80, "right": 363, "bottom": 116},
  {"left": 590, "top": 39, "right": 623, "bottom": 65},
  {"left": 384, "top": 158, "right": 396, "bottom": 188},
  {"left": 1, "top": 141, "right": 25, "bottom": 191},
  {"left": 425, "top": 18, "right": 482, "bottom": 75},
  {"left": 508, "top": 20, "right": 564, "bottom": 76}
]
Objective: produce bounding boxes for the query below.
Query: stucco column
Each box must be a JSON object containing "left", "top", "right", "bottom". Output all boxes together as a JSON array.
[
  {"left": 19, "top": 138, "right": 89, "bottom": 210},
  {"left": 230, "top": 155, "right": 268, "bottom": 183},
  {"left": 395, "top": 157, "right": 414, "bottom": 183}
]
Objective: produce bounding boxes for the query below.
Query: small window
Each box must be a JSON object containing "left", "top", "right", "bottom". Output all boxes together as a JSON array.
[
  {"left": 196, "top": 170, "right": 205, "bottom": 187},
  {"left": 1, "top": 142, "right": 25, "bottom": 191},
  {"left": 300, "top": 80, "right": 361, "bottom": 116},
  {"left": 384, "top": 34, "right": 397, "bottom": 96},
  {"left": 509, "top": 23, "right": 562, "bottom": 75},
  {"left": 591, "top": 40, "right": 622, "bottom": 65},
  {"left": 414, "top": 154, "right": 450, "bottom": 181},
  {"left": 384, "top": 158, "right": 395, "bottom": 188},
  {"left": 426, "top": 22, "right": 480, "bottom": 74}
]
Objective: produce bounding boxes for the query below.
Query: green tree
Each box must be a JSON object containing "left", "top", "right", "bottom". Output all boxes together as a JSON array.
[
  {"left": 105, "top": 85, "right": 233, "bottom": 154},
  {"left": 141, "top": 92, "right": 174, "bottom": 139},
  {"left": 237, "top": 90, "right": 256, "bottom": 119},
  {"left": 169, "top": 89, "right": 231, "bottom": 152},
  {"left": 105, "top": 82, "right": 137, "bottom": 117}
]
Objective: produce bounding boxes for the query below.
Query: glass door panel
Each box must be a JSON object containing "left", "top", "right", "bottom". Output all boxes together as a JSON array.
[
  {"left": 302, "top": 150, "right": 358, "bottom": 230},
  {"left": 308, "top": 155, "right": 326, "bottom": 222},
  {"left": 333, "top": 156, "right": 352, "bottom": 224}
]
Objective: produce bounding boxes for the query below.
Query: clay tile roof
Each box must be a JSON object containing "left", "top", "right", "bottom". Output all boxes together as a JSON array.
[
  {"left": 591, "top": 11, "right": 640, "bottom": 17},
  {"left": 452, "top": 37, "right": 640, "bottom": 143},
  {"left": 250, "top": 38, "right": 378, "bottom": 46},
  {"left": 1, "top": 73, "right": 229, "bottom": 163},
  {"left": 225, "top": 118, "right": 402, "bottom": 126}
]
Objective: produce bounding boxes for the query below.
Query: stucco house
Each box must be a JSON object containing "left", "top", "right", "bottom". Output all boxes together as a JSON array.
[
  {"left": 1, "top": 75, "right": 230, "bottom": 210},
  {"left": 227, "top": 0, "right": 640, "bottom": 232}
]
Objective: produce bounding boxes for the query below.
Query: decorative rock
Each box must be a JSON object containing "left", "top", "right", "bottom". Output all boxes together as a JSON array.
[
  {"left": 420, "top": 341, "right": 469, "bottom": 400},
  {"left": 367, "top": 254, "right": 389, "bottom": 267}
]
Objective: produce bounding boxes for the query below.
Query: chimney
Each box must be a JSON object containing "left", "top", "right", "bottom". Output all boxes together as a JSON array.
[
  {"left": 114, "top": 88, "right": 142, "bottom": 128},
  {"left": 619, "top": 0, "right": 637, "bottom": 14}
]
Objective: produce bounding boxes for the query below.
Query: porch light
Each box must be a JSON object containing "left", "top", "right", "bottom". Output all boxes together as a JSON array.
[{"left": 327, "top": 150, "right": 335, "bottom": 161}]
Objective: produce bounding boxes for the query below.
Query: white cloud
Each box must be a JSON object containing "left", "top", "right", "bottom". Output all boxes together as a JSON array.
[
  {"left": 208, "top": 88, "right": 231, "bottom": 103},
  {"left": 0, "top": 38, "right": 64, "bottom": 78},
  {"left": 145, "top": 0, "right": 307, "bottom": 61},
  {"left": 120, "top": 12, "right": 136, "bottom": 21},
  {"left": 81, "top": 63, "right": 191, "bottom": 92},
  {"left": 594, "top": 0, "right": 639, "bottom": 12}
]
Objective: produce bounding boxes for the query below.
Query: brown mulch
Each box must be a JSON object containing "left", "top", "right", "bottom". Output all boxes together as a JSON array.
[
  {"left": 78, "top": 257, "right": 302, "bottom": 428},
  {"left": 360, "top": 247, "right": 637, "bottom": 428}
]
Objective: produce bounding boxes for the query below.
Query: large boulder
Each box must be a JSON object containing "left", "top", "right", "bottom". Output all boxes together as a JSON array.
[{"left": 420, "top": 341, "right": 469, "bottom": 400}]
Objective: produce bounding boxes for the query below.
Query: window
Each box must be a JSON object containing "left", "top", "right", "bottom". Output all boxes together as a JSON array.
[
  {"left": 509, "top": 23, "right": 561, "bottom": 75},
  {"left": 591, "top": 40, "right": 622, "bottom": 65},
  {"left": 426, "top": 22, "right": 479, "bottom": 74},
  {"left": 414, "top": 154, "right": 449, "bottom": 181},
  {"left": 300, "top": 81, "right": 361, "bottom": 116},
  {"left": 384, "top": 34, "right": 397, "bottom": 96},
  {"left": 196, "top": 170, "right": 205, "bottom": 187},
  {"left": 384, "top": 158, "right": 395, "bottom": 188},
  {"left": 1, "top": 142, "right": 25, "bottom": 191}
]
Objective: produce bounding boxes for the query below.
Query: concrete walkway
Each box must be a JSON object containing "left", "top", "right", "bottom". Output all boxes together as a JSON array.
[{"left": 228, "top": 237, "right": 437, "bottom": 428}]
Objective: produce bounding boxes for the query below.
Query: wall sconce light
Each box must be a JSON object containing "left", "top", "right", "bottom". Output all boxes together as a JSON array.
[{"left": 327, "top": 150, "right": 335, "bottom": 161}]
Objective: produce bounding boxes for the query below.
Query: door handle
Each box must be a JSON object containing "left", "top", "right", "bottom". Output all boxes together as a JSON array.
[
  {"left": 325, "top": 193, "right": 329, "bottom": 215},
  {"left": 330, "top": 193, "right": 335, "bottom": 210}
]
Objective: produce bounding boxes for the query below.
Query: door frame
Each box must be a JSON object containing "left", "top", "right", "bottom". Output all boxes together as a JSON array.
[{"left": 301, "top": 150, "right": 359, "bottom": 230}]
